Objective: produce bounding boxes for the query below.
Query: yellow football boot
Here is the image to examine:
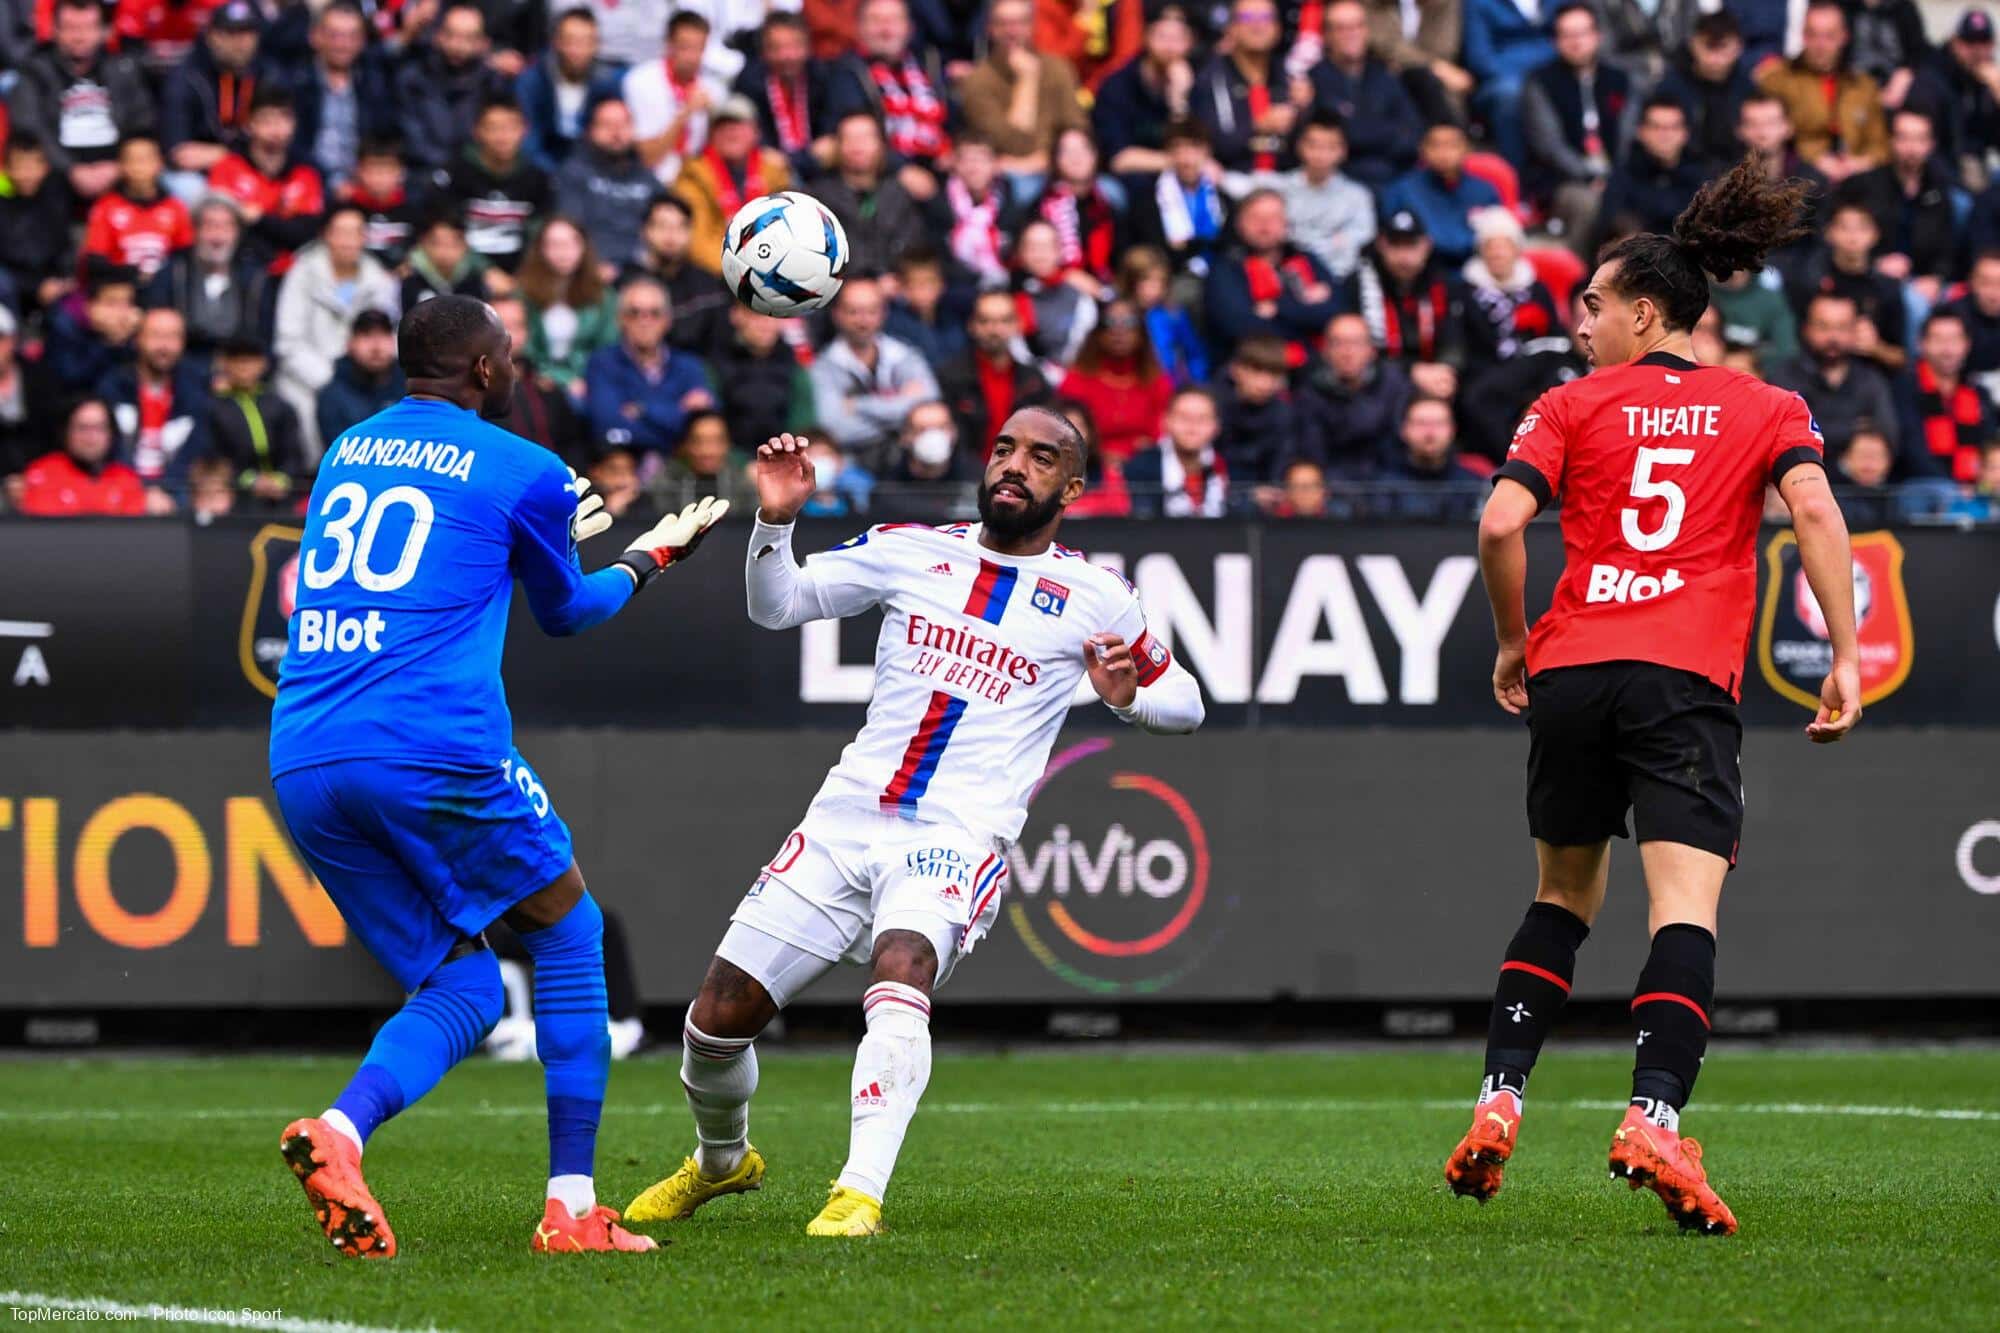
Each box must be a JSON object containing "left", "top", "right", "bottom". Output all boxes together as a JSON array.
[
  {"left": 624, "top": 1146, "right": 766, "bottom": 1223},
  {"left": 805, "top": 1183, "right": 883, "bottom": 1237}
]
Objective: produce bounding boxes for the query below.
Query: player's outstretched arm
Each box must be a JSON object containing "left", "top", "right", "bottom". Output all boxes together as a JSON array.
[
  {"left": 1780, "top": 466, "right": 1863, "bottom": 743},
  {"left": 1477, "top": 479, "right": 1540, "bottom": 716},
  {"left": 1085, "top": 632, "right": 1205, "bottom": 734},
  {"left": 745, "top": 433, "right": 887, "bottom": 630},
  {"left": 512, "top": 464, "right": 728, "bottom": 637}
]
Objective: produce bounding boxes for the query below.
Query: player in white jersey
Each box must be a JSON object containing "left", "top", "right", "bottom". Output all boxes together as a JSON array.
[{"left": 625, "top": 408, "right": 1205, "bottom": 1237}]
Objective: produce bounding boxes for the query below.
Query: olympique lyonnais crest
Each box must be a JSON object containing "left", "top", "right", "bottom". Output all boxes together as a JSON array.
[
  {"left": 238, "top": 524, "right": 305, "bottom": 699},
  {"left": 1031, "top": 576, "right": 1069, "bottom": 617},
  {"left": 1756, "top": 530, "right": 1913, "bottom": 710}
]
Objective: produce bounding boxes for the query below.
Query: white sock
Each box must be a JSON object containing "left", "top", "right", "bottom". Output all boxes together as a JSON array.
[
  {"left": 547, "top": 1173, "right": 596, "bottom": 1220},
  {"left": 682, "top": 1007, "right": 758, "bottom": 1178},
  {"left": 322, "top": 1108, "right": 363, "bottom": 1154},
  {"left": 1632, "top": 1097, "right": 1681, "bottom": 1133},
  {"left": 835, "top": 982, "right": 933, "bottom": 1201}
]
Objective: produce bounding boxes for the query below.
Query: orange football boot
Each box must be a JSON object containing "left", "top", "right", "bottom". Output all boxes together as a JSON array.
[
  {"left": 1444, "top": 1089, "right": 1523, "bottom": 1201},
  {"left": 530, "top": 1199, "right": 660, "bottom": 1253},
  {"left": 1608, "top": 1104, "right": 1739, "bottom": 1236},
  {"left": 280, "top": 1117, "right": 396, "bottom": 1258}
]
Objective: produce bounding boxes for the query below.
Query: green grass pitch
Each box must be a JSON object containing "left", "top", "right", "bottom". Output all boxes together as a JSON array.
[{"left": 3, "top": 1047, "right": 1997, "bottom": 1330}]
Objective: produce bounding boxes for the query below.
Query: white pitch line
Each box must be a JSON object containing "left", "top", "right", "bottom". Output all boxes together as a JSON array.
[
  {"left": 0, "top": 1291, "right": 442, "bottom": 1333},
  {"left": 0, "top": 1098, "right": 1994, "bottom": 1124}
]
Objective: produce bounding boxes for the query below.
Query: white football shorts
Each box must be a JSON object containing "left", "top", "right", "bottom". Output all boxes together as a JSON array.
[{"left": 718, "top": 800, "right": 1009, "bottom": 1006}]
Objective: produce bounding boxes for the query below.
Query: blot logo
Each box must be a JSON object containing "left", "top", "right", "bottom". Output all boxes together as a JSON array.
[
  {"left": 1757, "top": 530, "right": 1912, "bottom": 711},
  {"left": 238, "top": 524, "right": 305, "bottom": 699},
  {"left": 1005, "top": 738, "right": 1228, "bottom": 995}
]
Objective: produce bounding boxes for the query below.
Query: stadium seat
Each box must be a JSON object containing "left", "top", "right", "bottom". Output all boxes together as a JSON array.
[
  {"left": 1527, "top": 247, "right": 1586, "bottom": 311},
  {"left": 1463, "top": 152, "right": 1522, "bottom": 218}
]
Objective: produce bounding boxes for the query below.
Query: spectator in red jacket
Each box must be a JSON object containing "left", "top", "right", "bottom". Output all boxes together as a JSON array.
[
  {"left": 1054, "top": 395, "right": 1134, "bottom": 518},
  {"left": 16, "top": 396, "right": 153, "bottom": 516},
  {"left": 115, "top": 0, "right": 227, "bottom": 82},
  {"left": 1057, "top": 296, "right": 1174, "bottom": 467},
  {"left": 207, "top": 84, "right": 327, "bottom": 273},
  {"left": 81, "top": 134, "right": 193, "bottom": 281}
]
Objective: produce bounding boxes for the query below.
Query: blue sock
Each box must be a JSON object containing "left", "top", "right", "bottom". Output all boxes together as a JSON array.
[
  {"left": 519, "top": 893, "right": 609, "bottom": 1181},
  {"left": 331, "top": 949, "right": 504, "bottom": 1144}
]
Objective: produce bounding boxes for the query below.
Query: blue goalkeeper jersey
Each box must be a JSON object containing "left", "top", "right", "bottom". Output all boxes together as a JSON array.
[{"left": 268, "top": 397, "right": 632, "bottom": 778}]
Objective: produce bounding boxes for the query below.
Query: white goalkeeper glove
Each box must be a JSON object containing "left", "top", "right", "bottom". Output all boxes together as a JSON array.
[
  {"left": 568, "top": 469, "right": 613, "bottom": 544},
  {"left": 614, "top": 496, "right": 731, "bottom": 589}
]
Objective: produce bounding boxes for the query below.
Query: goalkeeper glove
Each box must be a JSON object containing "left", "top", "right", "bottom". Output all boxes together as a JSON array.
[
  {"left": 568, "top": 470, "right": 613, "bottom": 545},
  {"left": 615, "top": 496, "right": 731, "bottom": 589}
]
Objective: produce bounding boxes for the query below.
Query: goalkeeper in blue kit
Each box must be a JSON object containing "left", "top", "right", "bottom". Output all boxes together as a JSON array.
[{"left": 267, "top": 296, "right": 728, "bottom": 1258}]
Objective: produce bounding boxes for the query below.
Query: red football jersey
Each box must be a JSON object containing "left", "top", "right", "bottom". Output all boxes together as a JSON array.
[
  {"left": 1498, "top": 351, "right": 1825, "bottom": 698},
  {"left": 81, "top": 190, "right": 193, "bottom": 279}
]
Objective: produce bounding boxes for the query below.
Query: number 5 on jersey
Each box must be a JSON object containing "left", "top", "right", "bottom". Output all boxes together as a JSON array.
[{"left": 1621, "top": 447, "right": 1694, "bottom": 552}]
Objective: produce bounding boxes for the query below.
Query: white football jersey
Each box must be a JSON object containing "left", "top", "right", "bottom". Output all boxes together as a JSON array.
[{"left": 783, "top": 521, "right": 1176, "bottom": 842}]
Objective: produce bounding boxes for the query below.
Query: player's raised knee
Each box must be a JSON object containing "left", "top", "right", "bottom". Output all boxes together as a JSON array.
[{"left": 869, "top": 930, "right": 939, "bottom": 992}]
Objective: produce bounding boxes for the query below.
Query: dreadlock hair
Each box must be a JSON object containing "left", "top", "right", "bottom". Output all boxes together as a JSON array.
[{"left": 1597, "top": 155, "right": 1811, "bottom": 333}]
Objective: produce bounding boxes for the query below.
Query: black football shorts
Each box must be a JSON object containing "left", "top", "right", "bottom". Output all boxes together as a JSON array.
[{"left": 1523, "top": 661, "right": 1745, "bottom": 865}]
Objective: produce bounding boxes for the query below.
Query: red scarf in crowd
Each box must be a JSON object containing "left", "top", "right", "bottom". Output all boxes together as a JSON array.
[
  {"left": 767, "top": 74, "right": 810, "bottom": 153},
  {"left": 869, "top": 56, "right": 947, "bottom": 158},
  {"left": 668, "top": 64, "right": 701, "bottom": 151},
  {"left": 1038, "top": 185, "right": 1114, "bottom": 282},
  {"left": 1916, "top": 360, "right": 1984, "bottom": 482},
  {"left": 947, "top": 176, "right": 1005, "bottom": 280},
  {"left": 1243, "top": 253, "right": 1320, "bottom": 366},
  {"left": 1382, "top": 282, "right": 1450, "bottom": 361},
  {"left": 1246, "top": 80, "right": 1274, "bottom": 172},
  {"left": 706, "top": 145, "right": 767, "bottom": 218}
]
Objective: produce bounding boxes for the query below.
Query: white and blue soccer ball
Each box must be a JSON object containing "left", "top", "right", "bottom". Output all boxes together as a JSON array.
[{"left": 721, "top": 191, "right": 849, "bottom": 317}]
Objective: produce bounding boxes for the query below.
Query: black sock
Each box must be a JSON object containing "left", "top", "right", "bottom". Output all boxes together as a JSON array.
[
  {"left": 1482, "top": 902, "right": 1591, "bottom": 1101},
  {"left": 1630, "top": 923, "right": 1717, "bottom": 1123}
]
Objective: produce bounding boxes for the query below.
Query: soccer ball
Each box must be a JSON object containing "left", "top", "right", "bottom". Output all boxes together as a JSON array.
[{"left": 721, "top": 191, "right": 849, "bottom": 317}]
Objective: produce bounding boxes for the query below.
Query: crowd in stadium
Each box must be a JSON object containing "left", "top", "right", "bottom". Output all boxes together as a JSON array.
[{"left": 2, "top": 0, "right": 2000, "bottom": 523}]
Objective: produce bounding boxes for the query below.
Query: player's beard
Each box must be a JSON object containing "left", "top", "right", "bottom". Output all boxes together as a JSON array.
[{"left": 977, "top": 477, "right": 1064, "bottom": 539}]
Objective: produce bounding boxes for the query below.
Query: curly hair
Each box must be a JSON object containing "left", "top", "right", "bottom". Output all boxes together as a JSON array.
[{"left": 1598, "top": 156, "right": 1812, "bottom": 333}]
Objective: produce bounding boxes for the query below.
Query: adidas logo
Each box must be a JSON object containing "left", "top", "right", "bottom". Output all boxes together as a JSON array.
[
  {"left": 940, "top": 882, "right": 964, "bottom": 900},
  {"left": 854, "top": 1081, "right": 888, "bottom": 1108},
  {"left": 927, "top": 562, "right": 953, "bottom": 575}
]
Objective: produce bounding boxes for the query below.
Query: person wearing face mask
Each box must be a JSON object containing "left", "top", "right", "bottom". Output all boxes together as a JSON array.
[
  {"left": 799, "top": 434, "right": 874, "bottom": 516},
  {"left": 878, "top": 397, "right": 976, "bottom": 506}
]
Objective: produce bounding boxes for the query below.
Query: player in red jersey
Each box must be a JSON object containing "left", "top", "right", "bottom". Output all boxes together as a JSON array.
[{"left": 1443, "top": 159, "right": 1863, "bottom": 1236}]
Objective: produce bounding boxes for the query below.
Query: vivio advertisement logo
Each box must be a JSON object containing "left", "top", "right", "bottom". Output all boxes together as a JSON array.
[
  {"left": 1757, "top": 530, "right": 1913, "bottom": 711},
  {"left": 1004, "top": 737, "right": 1231, "bottom": 995},
  {"left": 238, "top": 524, "right": 305, "bottom": 699}
]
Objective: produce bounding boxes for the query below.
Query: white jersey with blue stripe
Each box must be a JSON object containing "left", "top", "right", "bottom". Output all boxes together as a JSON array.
[{"left": 752, "top": 520, "right": 1174, "bottom": 843}]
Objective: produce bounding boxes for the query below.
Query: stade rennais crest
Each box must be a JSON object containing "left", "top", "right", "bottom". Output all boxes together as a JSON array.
[
  {"left": 238, "top": 522, "right": 307, "bottom": 699},
  {"left": 1756, "top": 530, "right": 1913, "bottom": 711}
]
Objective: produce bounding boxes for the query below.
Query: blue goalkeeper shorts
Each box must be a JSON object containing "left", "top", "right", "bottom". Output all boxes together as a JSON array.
[{"left": 273, "top": 750, "right": 575, "bottom": 992}]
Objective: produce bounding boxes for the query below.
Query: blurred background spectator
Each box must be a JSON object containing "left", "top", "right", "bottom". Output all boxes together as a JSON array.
[
  {"left": 315, "top": 306, "right": 403, "bottom": 446},
  {"left": 584, "top": 274, "right": 712, "bottom": 458},
  {"left": 209, "top": 332, "right": 308, "bottom": 508},
  {"left": 517, "top": 214, "right": 616, "bottom": 392},
  {"left": 2, "top": 0, "right": 1996, "bottom": 526},
  {"left": 271, "top": 203, "right": 396, "bottom": 456},
  {"left": 809, "top": 273, "right": 937, "bottom": 468},
  {"left": 17, "top": 395, "right": 149, "bottom": 514}
]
